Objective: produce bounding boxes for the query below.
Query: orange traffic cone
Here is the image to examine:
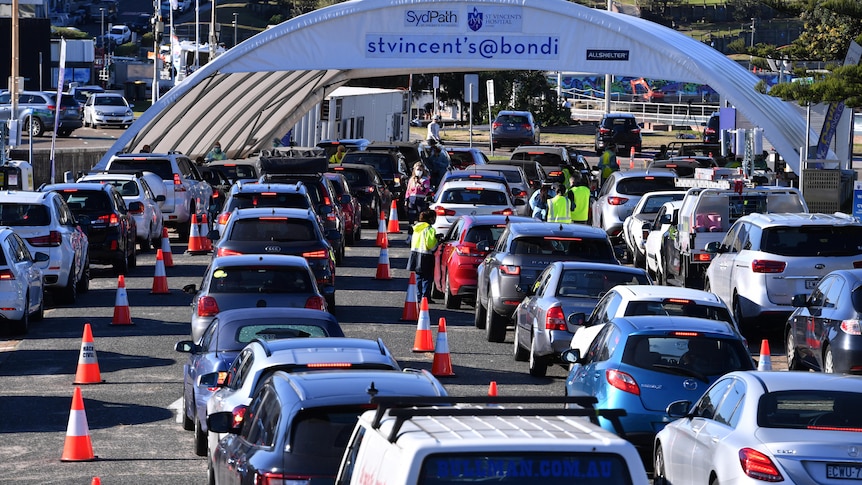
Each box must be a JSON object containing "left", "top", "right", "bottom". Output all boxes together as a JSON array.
[
  {"left": 488, "top": 381, "right": 498, "bottom": 396},
  {"left": 431, "top": 318, "right": 455, "bottom": 377},
  {"left": 387, "top": 200, "right": 400, "bottom": 233},
  {"left": 412, "top": 297, "right": 434, "bottom": 352},
  {"left": 61, "top": 387, "right": 95, "bottom": 461},
  {"left": 160, "top": 226, "right": 174, "bottom": 268},
  {"left": 400, "top": 272, "right": 419, "bottom": 321},
  {"left": 111, "top": 275, "right": 133, "bottom": 325},
  {"left": 73, "top": 323, "right": 102, "bottom": 385},
  {"left": 629, "top": 146, "right": 635, "bottom": 169},
  {"left": 376, "top": 210, "right": 388, "bottom": 247},
  {"left": 374, "top": 236, "right": 392, "bottom": 280},
  {"left": 92, "top": 478, "right": 101, "bottom": 485},
  {"left": 186, "top": 213, "right": 206, "bottom": 254},
  {"left": 151, "top": 249, "right": 170, "bottom": 294},
  {"left": 200, "top": 213, "right": 213, "bottom": 252},
  {"left": 758, "top": 339, "right": 772, "bottom": 371}
]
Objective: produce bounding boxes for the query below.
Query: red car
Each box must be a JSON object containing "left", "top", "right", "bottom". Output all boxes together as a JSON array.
[
  {"left": 324, "top": 172, "right": 362, "bottom": 245},
  {"left": 433, "top": 214, "right": 536, "bottom": 309}
]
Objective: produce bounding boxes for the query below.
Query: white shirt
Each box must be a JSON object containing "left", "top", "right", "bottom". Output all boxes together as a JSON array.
[{"left": 426, "top": 120, "right": 440, "bottom": 141}]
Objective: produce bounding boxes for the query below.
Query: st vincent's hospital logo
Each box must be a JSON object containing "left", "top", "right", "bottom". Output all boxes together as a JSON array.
[{"left": 468, "top": 8, "right": 483, "bottom": 31}]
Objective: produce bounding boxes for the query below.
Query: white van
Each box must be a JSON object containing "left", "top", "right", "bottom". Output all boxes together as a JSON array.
[{"left": 335, "top": 396, "right": 649, "bottom": 485}]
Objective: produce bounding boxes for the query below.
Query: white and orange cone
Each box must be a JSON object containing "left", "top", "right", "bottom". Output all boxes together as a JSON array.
[
  {"left": 73, "top": 323, "right": 102, "bottom": 385},
  {"left": 200, "top": 213, "right": 213, "bottom": 252},
  {"left": 387, "top": 200, "right": 400, "bottom": 233},
  {"left": 412, "top": 297, "right": 434, "bottom": 352},
  {"left": 111, "top": 275, "right": 133, "bottom": 325},
  {"left": 488, "top": 381, "right": 498, "bottom": 396},
  {"left": 374, "top": 236, "right": 391, "bottom": 280},
  {"left": 151, "top": 249, "right": 170, "bottom": 294},
  {"left": 160, "top": 226, "right": 174, "bottom": 268},
  {"left": 186, "top": 213, "right": 206, "bottom": 254},
  {"left": 400, "top": 272, "right": 419, "bottom": 321},
  {"left": 61, "top": 387, "right": 95, "bottom": 462},
  {"left": 431, "top": 318, "right": 455, "bottom": 377},
  {"left": 376, "top": 210, "right": 388, "bottom": 247},
  {"left": 629, "top": 146, "right": 635, "bottom": 169},
  {"left": 758, "top": 339, "right": 772, "bottom": 371}
]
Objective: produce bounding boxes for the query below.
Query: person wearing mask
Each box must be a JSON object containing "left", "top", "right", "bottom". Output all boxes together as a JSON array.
[
  {"left": 568, "top": 174, "right": 592, "bottom": 224},
  {"left": 529, "top": 184, "right": 554, "bottom": 220},
  {"left": 329, "top": 144, "right": 346, "bottom": 164},
  {"left": 206, "top": 141, "right": 227, "bottom": 162},
  {"left": 597, "top": 145, "right": 619, "bottom": 188},
  {"left": 405, "top": 162, "right": 432, "bottom": 230},
  {"left": 546, "top": 183, "right": 573, "bottom": 223},
  {"left": 426, "top": 114, "right": 442, "bottom": 143},
  {"left": 407, "top": 210, "right": 439, "bottom": 303},
  {"left": 426, "top": 141, "right": 451, "bottom": 190}
]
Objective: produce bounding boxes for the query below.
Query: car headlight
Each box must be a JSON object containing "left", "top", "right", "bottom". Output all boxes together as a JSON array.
[
  {"left": 95, "top": 110, "right": 104, "bottom": 116},
  {"left": 125, "top": 110, "right": 133, "bottom": 116}
]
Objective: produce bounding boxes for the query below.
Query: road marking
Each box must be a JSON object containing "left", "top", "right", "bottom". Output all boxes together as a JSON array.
[{"left": 169, "top": 397, "right": 184, "bottom": 424}]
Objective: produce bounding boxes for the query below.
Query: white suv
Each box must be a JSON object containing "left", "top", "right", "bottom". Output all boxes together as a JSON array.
[
  {"left": 704, "top": 212, "right": 862, "bottom": 328},
  {"left": 0, "top": 191, "right": 89, "bottom": 304}
]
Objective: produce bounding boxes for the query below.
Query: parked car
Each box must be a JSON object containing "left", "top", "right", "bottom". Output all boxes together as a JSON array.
[
  {"left": 702, "top": 111, "right": 720, "bottom": 143},
  {"left": 210, "top": 207, "right": 337, "bottom": 309},
  {"left": 174, "top": 307, "right": 344, "bottom": 456},
  {"left": 562, "top": 315, "right": 755, "bottom": 468},
  {"left": 647, "top": 157, "right": 718, "bottom": 177},
  {"left": 705, "top": 212, "right": 862, "bottom": 329},
  {"left": 464, "top": 163, "right": 532, "bottom": 215},
  {"left": 486, "top": 158, "right": 547, "bottom": 192},
  {"left": 786, "top": 269, "right": 862, "bottom": 374},
  {"left": 0, "top": 191, "right": 89, "bottom": 304},
  {"left": 444, "top": 146, "right": 489, "bottom": 169},
  {"left": 491, "top": 110, "right": 540, "bottom": 148},
  {"left": 41, "top": 183, "right": 138, "bottom": 275},
  {"left": 82, "top": 93, "right": 134, "bottom": 129},
  {"left": 654, "top": 371, "right": 862, "bottom": 484},
  {"left": 475, "top": 222, "right": 618, "bottom": 343},
  {"left": 366, "top": 141, "right": 423, "bottom": 167},
  {"left": 433, "top": 214, "right": 537, "bottom": 309},
  {"left": 104, "top": 25, "right": 132, "bottom": 45},
  {"left": 429, "top": 179, "right": 520, "bottom": 236},
  {"left": 621, "top": 190, "right": 686, "bottom": 267},
  {"left": 66, "top": 84, "right": 105, "bottom": 108},
  {"left": 595, "top": 112, "right": 642, "bottom": 155},
  {"left": 77, "top": 172, "right": 165, "bottom": 251},
  {"left": 514, "top": 261, "right": 650, "bottom": 377},
  {"left": 0, "top": 227, "right": 47, "bottom": 334},
  {"left": 509, "top": 145, "right": 570, "bottom": 184},
  {"left": 591, "top": 170, "right": 678, "bottom": 242},
  {"left": 216, "top": 181, "right": 313, "bottom": 236},
  {"left": 0, "top": 90, "right": 83, "bottom": 137},
  {"left": 644, "top": 200, "right": 682, "bottom": 281},
  {"left": 328, "top": 163, "right": 391, "bottom": 225},
  {"left": 341, "top": 149, "right": 409, "bottom": 214},
  {"left": 204, "top": 159, "right": 259, "bottom": 185},
  {"left": 323, "top": 171, "right": 362, "bottom": 245}
]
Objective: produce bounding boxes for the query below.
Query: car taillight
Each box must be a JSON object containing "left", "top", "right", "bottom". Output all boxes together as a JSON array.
[
  {"left": 231, "top": 405, "right": 248, "bottom": 429},
  {"left": 217, "top": 213, "right": 230, "bottom": 225},
  {"left": 500, "top": 265, "right": 520, "bottom": 275},
  {"left": 545, "top": 306, "right": 566, "bottom": 331},
  {"left": 751, "top": 259, "right": 785, "bottom": 273},
  {"left": 305, "top": 295, "right": 326, "bottom": 310},
  {"left": 435, "top": 207, "right": 456, "bottom": 216},
  {"left": 216, "top": 247, "right": 243, "bottom": 257},
  {"left": 129, "top": 204, "right": 144, "bottom": 215},
  {"left": 97, "top": 213, "right": 120, "bottom": 226},
  {"left": 607, "top": 196, "right": 628, "bottom": 206},
  {"left": 27, "top": 231, "right": 62, "bottom": 247},
  {"left": 854, "top": 261, "right": 862, "bottom": 268},
  {"left": 492, "top": 208, "right": 514, "bottom": 215},
  {"left": 365, "top": 186, "right": 375, "bottom": 193},
  {"left": 693, "top": 253, "right": 712, "bottom": 262},
  {"left": 0, "top": 269, "right": 15, "bottom": 280},
  {"left": 606, "top": 369, "right": 639, "bottom": 395},
  {"left": 841, "top": 319, "right": 862, "bottom": 335},
  {"left": 254, "top": 472, "right": 311, "bottom": 485},
  {"left": 173, "top": 174, "right": 186, "bottom": 192},
  {"left": 522, "top": 123, "right": 532, "bottom": 131},
  {"left": 630, "top": 127, "right": 641, "bottom": 134},
  {"left": 738, "top": 447, "right": 783, "bottom": 482},
  {"left": 704, "top": 127, "right": 716, "bottom": 135},
  {"left": 197, "top": 296, "right": 219, "bottom": 317},
  {"left": 598, "top": 127, "right": 611, "bottom": 135},
  {"left": 454, "top": 244, "right": 482, "bottom": 257},
  {"left": 492, "top": 122, "right": 501, "bottom": 129},
  {"left": 303, "top": 250, "right": 328, "bottom": 259}
]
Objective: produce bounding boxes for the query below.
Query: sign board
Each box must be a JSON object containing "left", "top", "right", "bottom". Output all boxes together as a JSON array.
[
  {"left": 433, "top": 75, "right": 439, "bottom": 89},
  {"left": 854, "top": 181, "right": 862, "bottom": 220},
  {"left": 464, "top": 74, "right": 479, "bottom": 103},
  {"left": 486, "top": 79, "right": 495, "bottom": 105}
]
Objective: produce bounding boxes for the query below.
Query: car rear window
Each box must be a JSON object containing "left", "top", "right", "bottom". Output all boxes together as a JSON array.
[
  {"left": 234, "top": 324, "right": 328, "bottom": 344},
  {"left": 447, "top": 152, "right": 475, "bottom": 170},
  {"left": 229, "top": 217, "right": 317, "bottom": 242},
  {"left": 510, "top": 152, "right": 563, "bottom": 167},
  {"left": 464, "top": 224, "right": 508, "bottom": 245},
  {"left": 57, "top": 190, "right": 112, "bottom": 214},
  {"left": 419, "top": 452, "right": 636, "bottom": 484},
  {"left": 641, "top": 193, "right": 684, "bottom": 213},
  {"left": 441, "top": 188, "right": 508, "bottom": 205},
  {"left": 0, "top": 203, "right": 50, "bottom": 226},
  {"left": 290, "top": 406, "right": 374, "bottom": 458},
  {"left": 209, "top": 265, "right": 313, "bottom": 294},
  {"left": 334, "top": 168, "right": 370, "bottom": 186},
  {"left": 496, "top": 115, "right": 528, "bottom": 124},
  {"left": 510, "top": 236, "right": 615, "bottom": 261},
  {"left": 109, "top": 159, "right": 173, "bottom": 180},
  {"left": 614, "top": 177, "right": 677, "bottom": 196},
  {"left": 91, "top": 179, "right": 140, "bottom": 197},
  {"left": 227, "top": 192, "right": 310, "bottom": 211},
  {"left": 211, "top": 164, "right": 257, "bottom": 181},
  {"left": 758, "top": 391, "right": 862, "bottom": 430},
  {"left": 623, "top": 300, "right": 733, "bottom": 326},
  {"left": 623, "top": 335, "right": 753, "bottom": 376},
  {"left": 342, "top": 153, "right": 395, "bottom": 177},
  {"left": 760, "top": 225, "right": 862, "bottom": 257},
  {"left": 556, "top": 270, "right": 650, "bottom": 298}
]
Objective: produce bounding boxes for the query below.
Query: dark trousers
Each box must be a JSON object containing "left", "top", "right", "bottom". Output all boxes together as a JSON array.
[{"left": 416, "top": 273, "right": 433, "bottom": 301}]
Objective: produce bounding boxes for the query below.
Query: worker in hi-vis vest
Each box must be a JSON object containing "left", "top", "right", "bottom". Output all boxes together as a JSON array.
[{"left": 546, "top": 183, "right": 573, "bottom": 223}]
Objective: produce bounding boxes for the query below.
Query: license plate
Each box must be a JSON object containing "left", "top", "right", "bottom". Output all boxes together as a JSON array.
[
  {"left": 805, "top": 279, "right": 818, "bottom": 289},
  {"left": 827, "top": 463, "right": 862, "bottom": 479}
]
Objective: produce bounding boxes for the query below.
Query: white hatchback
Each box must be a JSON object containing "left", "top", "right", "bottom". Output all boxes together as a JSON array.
[
  {"left": 83, "top": 93, "right": 135, "bottom": 129},
  {"left": 0, "top": 227, "right": 48, "bottom": 334},
  {"left": 621, "top": 190, "right": 685, "bottom": 267},
  {"left": 430, "top": 180, "right": 520, "bottom": 235}
]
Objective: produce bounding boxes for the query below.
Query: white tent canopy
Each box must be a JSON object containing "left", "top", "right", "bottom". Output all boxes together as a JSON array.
[{"left": 94, "top": 0, "right": 818, "bottom": 173}]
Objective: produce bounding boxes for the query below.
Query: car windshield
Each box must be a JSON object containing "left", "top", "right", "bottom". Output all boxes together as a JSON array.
[
  {"left": 441, "top": 188, "right": 507, "bottom": 205},
  {"left": 760, "top": 225, "right": 862, "bottom": 257},
  {"left": 758, "top": 391, "right": 862, "bottom": 430},
  {"left": 623, "top": 300, "right": 733, "bottom": 326},
  {"left": 557, "top": 270, "right": 650, "bottom": 298},
  {"left": 109, "top": 159, "right": 173, "bottom": 180},
  {"left": 342, "top": 153, "right": 395, "bottom": 177},
  {"left": 227, "top": 193, "right": 310, "bottom": 211},
  {"left": 510, "top": 236, "right": 615, "bottom": 260},
  {"left": 623, "top": 335, "right": 752, "bottom": 377},
  {"left": 95, "top": 96, "right": 127, "bottom": 107},
  {"left": 615, "top": 177, "right": 677, "bottom": 196},
  {"left": 0, "top": 203, "right": 50, "bottom": 226},
  {"left": 209, "top": 265, "right": 313, "bottom": 294},
  {"left": 229, "top": 217, "right": 317, "bottom": 242}
]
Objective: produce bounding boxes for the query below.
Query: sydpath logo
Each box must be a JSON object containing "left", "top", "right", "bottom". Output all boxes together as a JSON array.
[{"left": 404, "top": 9, "right": 458, "bottom": 28}]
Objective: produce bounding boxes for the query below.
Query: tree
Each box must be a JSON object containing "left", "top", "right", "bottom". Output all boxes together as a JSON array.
[{"left": 766, "top": 65, "right": 862, "bottom": 108}]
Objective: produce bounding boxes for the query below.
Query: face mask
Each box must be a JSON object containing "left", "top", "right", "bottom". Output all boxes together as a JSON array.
[
  {"left": 415, "top": 169, "right": 423, "bottom": 177},
  {"left": 214, "top": 147, "right": 221, "bottom": 153}
]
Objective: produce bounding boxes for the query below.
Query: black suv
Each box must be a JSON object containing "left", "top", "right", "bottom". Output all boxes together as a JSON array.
[
  {"left": 595, "top": 112, "right": 642, "bottom": 155},
  {"left": 329, "top": 163, "right": 392, "bottom": 225},
  {"left": 41, "top": 183, "right": 138, "bottom": 275},
  {"left": 341, "top": 150, "right": 409, "bottom": 215},
  {"left": 702, "top": 112, "right": 720, "bottom": 143},
  {"left": 475, "top": 222, "right": 618, "bottom": 342}
]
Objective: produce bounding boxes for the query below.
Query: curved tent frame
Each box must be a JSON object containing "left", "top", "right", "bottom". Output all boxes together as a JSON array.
[{"left": 95, "top": 0, "right": 816, "bottom": 173}]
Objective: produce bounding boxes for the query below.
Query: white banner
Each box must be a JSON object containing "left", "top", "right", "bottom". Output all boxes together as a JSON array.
[{"left": 50, "top": 39, "right": 67, "bottom": 184}]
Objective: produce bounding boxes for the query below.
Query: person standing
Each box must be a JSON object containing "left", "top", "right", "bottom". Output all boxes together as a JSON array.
[
  {"left": 407, "top": 210, "right": 439, "bottom": 303},
  {"left": 597, "top": 146, "right": 619, "bottom": 188},
  {"left": 568, "top": 175, "right": 592, "bottom": 224},
  {"left": 546, "top": 183, "right": 573, "bottom": 223},
  {"left": 426, "top": 114, "right": 442, "bottom": 143},
  {"left": 206, "top": 141, "right": 227, "bottom": 162},
  {"left": 529, "top": 184, "right": 553, "bottom": 220},
  {"left": 426, "top": 142, "right": 451, "bottom": 190},
  {"left": 329, "top": 144, "right": 346, "bottom": 164},
  {"left": 405, "top": 162, "right": 432, "bottom": 230}
]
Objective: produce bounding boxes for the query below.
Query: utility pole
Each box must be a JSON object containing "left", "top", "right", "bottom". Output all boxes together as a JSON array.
[
  {"left": 209, "top": 0, "right": 218, "bottom": 59},
  {"left": 232, "top": 13, "right": 237, "bottom": 48}
]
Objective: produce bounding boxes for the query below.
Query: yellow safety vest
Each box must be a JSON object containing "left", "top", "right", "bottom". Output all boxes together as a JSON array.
[
  {"left": 570, "top": 186, "right": 591, "bottom": 223},
  {"left": 547, "top": 195, "right": 572, "bottom": 223}
]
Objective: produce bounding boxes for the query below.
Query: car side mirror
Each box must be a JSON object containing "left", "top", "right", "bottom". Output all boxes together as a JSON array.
[
  {"left": 560, "top": 348, "right": 582, "bottom": 365},
  {"left": 704, "top": 241, "right": 723, "bottom": 253},
  {"left": 791, "top": 294, "right": 809, "bottom": 307},
  {"left": 33, "top": 252, "right": 49, "bottom": 263},
  {"left": 182, "top": 283, "right": 197, "bottom": 294},
  {"left": 658, "top": 214, "right": 672, "bottom": 225},
  {"left": 206, "top": 229, "right": 219, "bottom": 241},
  {"left": 568, "top": 312, "right": 586, "bottom": 327},
  {"left": 197, "top": 371, "right": 226, "bottom": 388},
  {"left": 666, "top": 400, "right": 692, "bottom": 419},
  {"left": 174, "top": 340, "right": 197, "bottom": 353},
  {"left": 155, "top": 194, "right": 166, "bottom": 203},
  {"left": 339, "top": 194, "right": 351, "bottom": 205},
  {"left": 318, "top": 205, "right": 333, "bottom": 215},
  {"left": 326, "top": 229, "right": 342, "bottom": 241},
  {"left": 207, "top": 408, "right": 245, "bottom": 434},
  {"left": 517, "top": 284, "right": 535, "bottom": 296},
  {"left": 477, "top": 242, "right": 492, "bottom": 252},
  {"left": 128, "top": 201, "right": 144, "bottom": 214}
]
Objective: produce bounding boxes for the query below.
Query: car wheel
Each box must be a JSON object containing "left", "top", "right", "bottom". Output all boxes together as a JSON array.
[
  {"left": 824, "top": 346, "right": 835, "bottom": 373},
  {"left": 113, "top": 251, "right": 129, "bottom": 275},
  {"left": 33, "top": 297, "right": 44, "bottom": 322},
  {"left": 182, "top": 393, "right": 194, "bottom": 431},
  {"left": 58, "top": 129, "right": 72, "bottom": 137},
  {"left": 528, "top": 341, "right": 548, "bottom": 377},
  {"left": 178, "top": 219, "right": 192, "bottom": 242},
  {"left": 633, "top": 248, "right": 645, "bottom": 268},
  {"left": 326, "top": 294, "right": 336, "bottom": 314},
  {"left": 346, "top": 225, "right": 355, "bottom": 245},
  {"left": 657, "top": 260, "right": 667, "bottom": 286},
  {"left": 732, "top": 294, "right": 747, "bottom": 329},
  {"left": 485, "top": 295, "right": 507, "bottom": 343},
  {"left": 431, "top": 280, "right": 443, "bottom": 299},
  {"left": 77, "top": 259, "right": 90, "bottom": 293},
  {"left": 786, "top": 329, "right": 803, "bottom": 371},
  {"left": 140, "top": 225, "right": 153, "bottom": 251},
  {"left": 444, "top": 279, "right": 460, "bottom": 309},
  {"left": 56, "top": 265, "right": 77, "bottom": 305},
  {"left": 474, "top": 296, "right": 487, "bottom": 329},
  {"left": 194, "top": 418, "right": 208, "bottom": 457},
  {"left": 653, "top": 447, "right": 669, "bottom": 485},
  {"left": 11, "top": 293, "right": 30, "bottom": 335},
  {"left": 128, "top": 240, "right": 137, "bottom": 269},
  {"left": 27, "top": 116, "right": 44, "bottom": 137},
  {"left": 513, "top": 323, "right": 529, "bottom": 361},
  {"left": 355, "top": 223, "right": 362, "bottom": 241}
]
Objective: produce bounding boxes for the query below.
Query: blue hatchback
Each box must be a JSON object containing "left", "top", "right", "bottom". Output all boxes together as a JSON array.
[{"left": 561, "top": 315, "right": 754, "bottom": 468}]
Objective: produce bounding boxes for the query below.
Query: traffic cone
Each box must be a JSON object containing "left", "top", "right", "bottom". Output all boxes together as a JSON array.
[
  {"left": 61, "top": 387, "right": 95, "bottom": 461},
  {"left": 110, "top": 275, "right": 133, "bottom": 325},
  {"left": 758, "top": 339, "right": 772, "bottom": 371},
  {"left": 376, "top": 210, "right": 387, "bottom": 247},
  {"left": 431, "top": 318, "right": 455, "bottom": 377},
  {"left": 185, "top": 213, "right": 206, "bottom": 254},
  {"left": 160, "top": 226, "right": 174, "bottom": 268},
  {"left": 400, "top": 272, "right": 419, "bottom": 321},
  {"left": 412, "top": 297, "right": 434, "bottom": 352},
  {"left": 387, "top": 200, "right": 400, "bottom": 233},
  {"left": 73, "top": 323, "right": 102, "bottom": 385},
  {"left": 92, "top": 478, "right": 101, "bottom": 485},
  {"left": 488, "top": 381, "right": 498, "bottom": 396},
  {"left": 629, "top": 146, "right": 635, "bottom": 169},
  {"left": 151, "top": 249, "right": 170, "bottom": 294},
  {"left": 374, "top": 236, "right": 391, "bottom": 280},
  {"left": 200, "top": 213, "right": 213, "bottom": 252}
]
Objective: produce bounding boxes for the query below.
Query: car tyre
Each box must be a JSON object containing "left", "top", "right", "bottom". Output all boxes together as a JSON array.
[
  {"left": 128, "top": 243, "right": 137, "bottom": 270},
  {"left": 182, "top": 393, "right": 194, "bottom": 431},
  {"left": 785, "top": 329, "right": 803, "bottom": 371},
  {"left": 653, "top": 447, "right": 669, "bottom": 485},
  {"left": 11, "top": 293, "right": 30, "bottom": 335},
  {"left": 194, "top": 418, "right": 208, "bottom": 457},
  {"left": 444, "top": 279, "right": 460, "bottom": 309},
  {"left": 513, "top": 323, "right": 529, "bottom": 361},
  {"left": 113, "top": 251, "right": 129, "bottom": 275},
  {"left": 732, "top": 294, "right": 747, "bottom": 329},
  {"left": 57, "top": 265, "right": 77, "bottom": 305},
  {"left": 58, "top": 129, "right": 72, "bottom": 137},
  {"left": 26, "top": 116, "right": 44, "bottom": 137},
  {"left": 528, "top": 341, "right": 548, "bottom": 377},
  {"left": 633, "top": 248, "right": 645, "bottom": 268},
  {"left": 32, "top": 297, "right": 44, "bottom": 322},
  {"left": 824, "top": 346, "right": 835, "bottom": 373},
  {"left": 474, "top": 296, "right": 487, "bottom": 329},
  {"left": 485, "top": 295, "right": 507, "bottom": 343},
  {"left": 77, "top": 259, "right": 90, "bottom": 293}
]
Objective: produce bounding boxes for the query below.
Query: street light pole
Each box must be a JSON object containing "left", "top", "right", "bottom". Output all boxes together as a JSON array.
[
  {"left": 232, "top": 13, "right": 237, "bottom": 48},
  {"left": 209, "top": 0, "right": 217, "bottom": 59}
]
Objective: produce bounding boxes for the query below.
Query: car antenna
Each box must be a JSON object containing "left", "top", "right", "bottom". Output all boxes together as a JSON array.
[
  {"left": 559, "top": 224, "right": 563, "bottom": 231},
  {"left": 366, "top": 381, "right": 379, "bottom": 397}
]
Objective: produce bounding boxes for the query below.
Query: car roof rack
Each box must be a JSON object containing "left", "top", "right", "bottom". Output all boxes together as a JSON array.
[{"left": 368, "top": 396, "right": 628, "bottom": 442}]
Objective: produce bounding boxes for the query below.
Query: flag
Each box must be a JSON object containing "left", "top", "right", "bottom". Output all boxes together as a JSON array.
[{"left": 50, "top": 38, "right": 67, "bottom": 184}]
